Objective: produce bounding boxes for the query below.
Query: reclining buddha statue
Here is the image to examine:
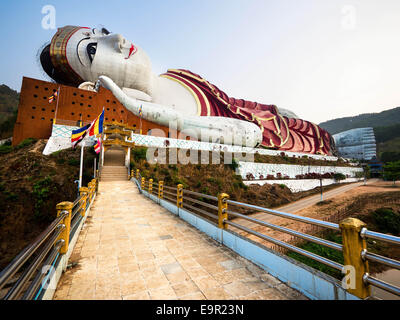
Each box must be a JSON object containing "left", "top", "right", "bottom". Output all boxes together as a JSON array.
[{"left": 40, "top": 25, "right": 335, "bottom": 155}]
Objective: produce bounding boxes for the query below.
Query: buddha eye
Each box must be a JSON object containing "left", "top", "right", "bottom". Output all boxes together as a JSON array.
[{"left": 87, "top": 43, "right": 97, "bottom": 63}]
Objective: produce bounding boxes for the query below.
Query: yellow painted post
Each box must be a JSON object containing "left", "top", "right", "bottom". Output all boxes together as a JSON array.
[
  {"left": 218, "top": 193, "right": 229, "bottom": 229},
  {"left": 158, "top": 181, "right": 164, "bottom": 199},
  {"left": 339, "top": 218, "right": 371, "bottom": 299},
  {"left": 149, "top": 179, "right": 153, "bottom": 194},
  {"left": 177, "top": 184, "right": 183, "bottom": 208},
  {"left": 130, "top": 170, "right": 134, "bottom": 180},
  {"left": 141, "top": 177, "right": 145, "bottom": 190},
  {"left": 79, "top": 187, "right": 89, "bottom": 217},
  {"left": 89, "top": 181, "right": 94, "bottom": 202},
  {"left": 136, "top": 169, "right": 140, "bottom": 179},
  {"left": 56, "top": 202, "right": 73, "bottom": 254},
  {"left": 91, "top": 179, "right": 96, "bottom": 198}
]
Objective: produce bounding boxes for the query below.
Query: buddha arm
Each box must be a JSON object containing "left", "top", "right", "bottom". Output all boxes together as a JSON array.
[{"left": 98, "top": 75, "right": 262, "bottom": 147}]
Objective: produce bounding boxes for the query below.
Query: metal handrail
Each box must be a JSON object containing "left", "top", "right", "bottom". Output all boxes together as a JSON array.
[
  {"left": 162, "top": 190, "right": 177, "bottom": 197},
  {"left": 3, "top": 225, "right": 65, "bottom": 300},
  {"left": 361, "top": 228, "right": 400, "bottom": 245},
  {"left": 363, "top": 274, "right": 400, "bottom": 297},
  {"left": 0, "top": 211, "right": 67, "bottom": 291},
  {"left": 184, "top": 195, "right": 219, "bottom": 212},
  {"left": 22, "top": 240, "right": 64, "bottom": 300},
  {"left": 182, "top": 202, "right": 218, "bottom": 220},
  {"left": 183, "top": 189, "right": 218, "bottom": 201},
  {"left": 163, "top": 185, "right": 177, "bottom": 191},
  {"left": 225, "top": 220, "right": 343, "bottom": 271},
  {"left": 163, "top": 195, "right": 176, "bottom": 203},
  {"left": 363, "top": 251, "right": 400, "bottom": 270},
  {"left": 73, "top": 195, "right": 82, "bottom": 207},
  {"left": 228, "top": 210, "right": 343, "bottom": 251},
  {"left": 71, "top": 199, "right": 84, "bottom": 219},
  {"left": 227, "top": 199, "right": 340, "bottom": 231}
]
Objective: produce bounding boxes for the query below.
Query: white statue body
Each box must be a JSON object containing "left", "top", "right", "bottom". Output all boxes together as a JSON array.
[{"left": 41, "top": 26, "right": 302, "bottom": 148}]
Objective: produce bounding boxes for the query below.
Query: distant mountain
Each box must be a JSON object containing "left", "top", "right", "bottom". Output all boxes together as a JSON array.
[
  {"left": 0, "top": 84, "right": 19, "bottom": 120},
  {"left": 0, "top": 84, "right": 19, "bottom": 139},
  {"left": 319, "top": 107, "right": 400, "bottom": 135}
]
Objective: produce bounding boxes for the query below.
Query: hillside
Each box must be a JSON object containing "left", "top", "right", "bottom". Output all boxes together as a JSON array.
[
  {"left": 319, "top": 107, "right": 400, "bottom": 135},
  {"left": 0, "top": 139, "right": 98, "bottom": 269},
  {"left": 319, "top": 107, "right": 400, "bottom": 162},
  {"left": 0, "top": 84, "right": 19, "bottom": 139}
]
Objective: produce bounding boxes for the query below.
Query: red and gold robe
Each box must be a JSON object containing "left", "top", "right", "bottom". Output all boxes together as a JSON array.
[{"left": 161, "top": 69, "right": 334, "bottom": 155}]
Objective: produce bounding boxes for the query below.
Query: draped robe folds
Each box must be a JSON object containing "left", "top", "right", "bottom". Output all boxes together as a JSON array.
[{"left": 161, "top": 69, "right": 334, "bottom": 155}]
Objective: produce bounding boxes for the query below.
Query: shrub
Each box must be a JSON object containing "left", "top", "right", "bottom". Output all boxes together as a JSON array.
[
  {"left": 0, "top": 145, "right": 12, "bottom": 154},
  {"left": 16, "top": 138, "right": 37, "bottom": 149},
  {"left": 132, "top": 147, "right": 148, "bottom": 162},
  {"left": 33, "top": 176, "right": 52, "bottom": 220},
  {"left": 67, "top": 158, "right": 80, "bottom": 166},
  {"left": 371, "top": 208, "right": 400, "bottom": 235},
  {"left": 333, "top": 173, "right": 346, "bottom": 181},
  {"left": 228, "top": 158, "right": 239, "bottom": 171}
]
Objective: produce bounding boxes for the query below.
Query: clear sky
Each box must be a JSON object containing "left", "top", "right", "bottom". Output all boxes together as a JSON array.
[{"left": 0, "top": 0, "right": 399, "bottom": 124}]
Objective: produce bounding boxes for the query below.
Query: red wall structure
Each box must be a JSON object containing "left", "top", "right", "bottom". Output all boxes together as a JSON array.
[{"left": 12, "top": 77, "right": 171, "bottom": 146}]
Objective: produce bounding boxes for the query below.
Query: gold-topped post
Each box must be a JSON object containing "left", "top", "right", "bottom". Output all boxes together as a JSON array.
[
  {"left": 149, "top": 179, "right": 153, "bottom": 194},
  {"left": 158, "top": 181, "right": 164, "bottom": 199},
  {"left": 339, "top": 218, "right": 371, "bottom": 299},
  {"left": 218, "top": 193, "right": 229, "bottom": 229},
  {"left": 177, "top": 184, "right": 183, "bottom": 208},
  {"left": 56, "top": 202, "right": 73, "bottom": 254},
  {"left": 79, "top": 187, "right": 89, "bottom": 217}
]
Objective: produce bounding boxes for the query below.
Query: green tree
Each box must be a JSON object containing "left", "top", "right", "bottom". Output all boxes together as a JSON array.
[{"left": 383, "top": 161, "right": 400, "bottom": 184}]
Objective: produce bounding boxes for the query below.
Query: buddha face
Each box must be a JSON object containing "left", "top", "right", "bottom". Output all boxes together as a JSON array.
[{"left": 41, "top": 26, "right": 153, "bottom": 94}]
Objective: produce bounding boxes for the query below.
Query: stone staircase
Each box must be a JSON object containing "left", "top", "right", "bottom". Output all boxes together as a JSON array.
[
  {"left": 101, "top": 149, "right": 128, "bottom": 182},
  {"left": 100, "top": 166, "right": 128, "bottom": 181}
]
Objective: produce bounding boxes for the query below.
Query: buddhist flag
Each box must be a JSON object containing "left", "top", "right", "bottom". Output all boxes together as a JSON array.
[
  {"left": 88, "top": 109, "right": 105, "bottom": 136},
  {"left": 138, "top": 105, "right": 143, "bottom": 117},
  {"left": 71, "top": 124, "right": 90, "bottom": 148},
  {"left": 94, "top": 139, "right": 101, "bottom": 154},
  {"left": 48, "top": 91, "right": 58, "bottom": 103}
]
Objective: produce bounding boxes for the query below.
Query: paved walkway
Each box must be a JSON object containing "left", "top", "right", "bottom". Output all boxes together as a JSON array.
[{"left": 53, "top": 181, "right": 305, "bottom": 300}]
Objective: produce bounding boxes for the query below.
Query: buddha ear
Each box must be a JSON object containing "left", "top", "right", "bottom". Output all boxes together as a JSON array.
[{"left": 114, "top": 42, "right": 122, "bottom": 53}]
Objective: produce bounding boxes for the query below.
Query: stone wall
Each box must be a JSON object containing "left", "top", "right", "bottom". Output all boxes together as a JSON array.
[
  {"left": 243, "top": 178, "right": 362, "bottom": 192},
  {"left": 238, "top": 162, "right": 363, "bottom": 180}
]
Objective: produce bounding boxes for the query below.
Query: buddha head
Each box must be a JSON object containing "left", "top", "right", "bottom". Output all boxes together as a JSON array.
[{"left": 40, "top": 26, "right": 153, "bottom": 94}]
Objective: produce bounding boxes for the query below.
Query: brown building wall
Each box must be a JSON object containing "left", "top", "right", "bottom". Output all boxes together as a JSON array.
[{"left": 13, "top": 77, "right": 172, "bottom": 146}]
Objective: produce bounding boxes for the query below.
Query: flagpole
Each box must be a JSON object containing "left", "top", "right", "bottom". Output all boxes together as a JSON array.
[
  {"left": 79, "top": 141, "right": 85, "bottom": 189},
  {"left": 53, "top": 86, "right": 60, "bottom": 125}
]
